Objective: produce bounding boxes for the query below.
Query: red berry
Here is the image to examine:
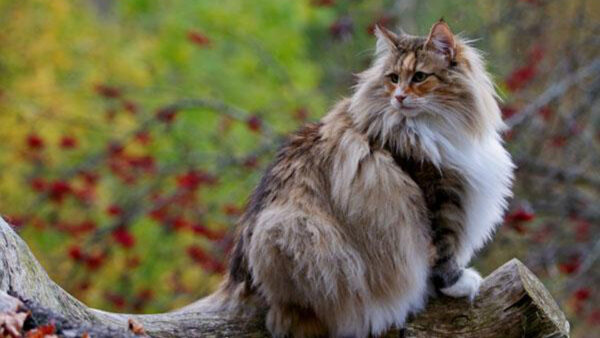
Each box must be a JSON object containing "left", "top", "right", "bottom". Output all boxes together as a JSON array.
[
  {"left": 574, "top": 288, "right": 591, "bottom": 301},
  {"left": 133, "top": 155, "right": 155, "bottom": 172},
  {"left": 177, "top": 171, "right": 201, "bottom": 190},
  {"left": 205, "top": 229, "right": 226, "bottom": 241},
  {"left": 107, "top": 142, "right": 125, "bottom": 157},
  {"left": 558, "top": 256, "right": 581, "bottom": 275},
  {"left": 203, "top": 257, "right": 225, "bottom": 273},
  {"left": 77, "top": 220, "right": 97, "bottom": 234},
  {"left": 537, "top": 106, "right": 553, "bottom": 122},
  {"left": 187, "top": 245, "right": 208, "bottom": 263},
  {"left": 79, "top": 170, "right": 99, "bottom": 186},
  {"left": 134, "top": 131, "right": 152, "bottom": 145},
  {"left": 501, "top": 105, "right": 518, "bottom": 120},
  {"left": 311, "top": 0, "right": 336, "bottom": 6},
  {"left": 122, "top": 100, "right": 138, "bottom": 114},
  {"left": 105, "top": 108, "right": 117, "bottom": 121},
  {"left": 176, "top": 170, "right": 217, "bottom": 190},
  {"left": 246, "top": 115, "right": 262, "bottom": 132},
  {"left": 171, "top": 217, "right": 189, "bottom": 231},
  {"left": 68, "top": 246, "right": 84, "bottom": 261},
  {"left": 107, "top": 204, "right": 123, "bottom": 217},
  {"left": 186, "top": 30, "right": 211, "bottom": 46},
  {"left": 504, "top": 207, "right": 535, "bottom": 234},
  {"left": 112, "top": 227, "right": 136, "bottom": 249},
  {"left": 550, "top": 135, "right": 567, "bottom": 148},
  {"left": 149, "top": 207, "right": 168, "bottom": 222},
  {"left": 84, "top": 252, "right": 106, "bottom": 270},
  {"left": 125, "top": 154, "right": 156, "bottom": 173},
  {"left": 242, "top": 156, "right": 259, "bottom": 169},
  {"left": 104, "top": 292, "right": 126, "bottom": 309},
  {"left": 505, "top": 64, "right": 536, "bottom": 92},
  {"left": 156, "top": 106, "right": 178, "bottom": 123},
  {"left": 94, "top": 84, "right": 121, "bottom": 98},
  {"left": 137, "top": 289, "right": 153, "bottom": 301},
  {"left": 127, "top": 256, "right": 141, "bottom": 268},
  {"left": 510, "top": 209, "right": 535, "bottom": 222},
  {"left": 191, "top": 223, "right": 208, "bottom": 236},
  {"left": 60, "top": 136, "right": 78, "bottom": 149},
  {"left": 48, "top": 180, "right": 72, "bottom": 203},
  {"left": 26, "top": 133, "right": 44, "bottom": 150},
  {"left": 77, "top": 280, "right": 91, "bottom": 292},
  {"left": 6, "top": 215, "right": 24, "bottom": 228},
  {"left": 367, "top": 16, "right": 395, "bottom": 35},
  {"left": 223, "top": 204, "right": 241, "bottom": 216}
]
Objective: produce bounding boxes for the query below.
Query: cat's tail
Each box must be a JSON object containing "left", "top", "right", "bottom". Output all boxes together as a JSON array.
[{"left": 173, "top": 278, "right": 260, "bottom": 315}]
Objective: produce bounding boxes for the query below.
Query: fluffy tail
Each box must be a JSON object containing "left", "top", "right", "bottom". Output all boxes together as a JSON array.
[{"left": 173, "top": 278, "right": 260, "bottom": 315}]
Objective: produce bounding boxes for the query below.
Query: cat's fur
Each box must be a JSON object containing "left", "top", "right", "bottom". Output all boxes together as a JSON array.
[{"left": 199, "top": 20, "right": 514, "bottom": 337}]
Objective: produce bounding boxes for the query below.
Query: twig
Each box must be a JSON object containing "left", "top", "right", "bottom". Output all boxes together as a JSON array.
[
  {"left": 515, "top": 157, "right": 600, "bottom": 189},
  {"left": 505, "top": 57, "right": 600, "bottom": 128}
]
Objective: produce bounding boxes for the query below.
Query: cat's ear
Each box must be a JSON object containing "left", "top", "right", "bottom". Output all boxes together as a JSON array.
[
  {"left": 426, "top": 19, "right": 456, "bottom": 61},
  {"left": 374, "top": 25, "right": 400, "bottom": 55}
]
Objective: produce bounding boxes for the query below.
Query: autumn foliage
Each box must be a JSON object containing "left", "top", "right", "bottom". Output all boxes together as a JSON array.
[{"left": 0, "top": 1, "right": 598, "bottom": 336}]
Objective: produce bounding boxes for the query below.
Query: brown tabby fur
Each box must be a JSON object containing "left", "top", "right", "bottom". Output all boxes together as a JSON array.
[
  {"left": 201, "top": 20, "right": 515, "bottom": 338},
  {"left": 229, "top": 101, "right": 432, "bottom": 337}
]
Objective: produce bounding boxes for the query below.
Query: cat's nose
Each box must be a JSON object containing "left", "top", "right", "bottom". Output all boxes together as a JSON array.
[{"left": 395, "top": 95, "right": 406, "bottom": 103}]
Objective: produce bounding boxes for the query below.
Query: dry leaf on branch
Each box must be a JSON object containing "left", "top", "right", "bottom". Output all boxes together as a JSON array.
[
  {"left": 128, "top": 318, "right": 147, "bottom": 336},
  {"left": 0, "top": 311, "right": 29, "bottom": 338},
  {"left": 23, "top": 323, "right": 57, "bottom": 338}
]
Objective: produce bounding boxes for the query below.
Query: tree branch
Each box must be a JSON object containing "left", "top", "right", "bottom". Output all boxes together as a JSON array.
[
  {"left": 0, "top": 217, "right": 569, "bottom": 337},
  {"left": 516, "top": 157, "right": 600, "bottom": 189},
  {"left": 505, "top": 57, "right": 600, "bottom": 128}
]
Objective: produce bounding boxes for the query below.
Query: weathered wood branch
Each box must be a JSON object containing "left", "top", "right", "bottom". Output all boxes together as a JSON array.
[{"left": 0, "top": 216, "right": 569, "bottom": 337}]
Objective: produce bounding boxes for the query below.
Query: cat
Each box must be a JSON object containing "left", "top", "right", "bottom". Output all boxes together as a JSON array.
[{"left": 198, "top": 20, "right": 514, "bottom": 338}]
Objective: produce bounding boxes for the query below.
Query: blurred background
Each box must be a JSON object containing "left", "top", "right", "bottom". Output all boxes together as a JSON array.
[{"left": 0, "top": 0, "right": 598, "bottom": 336}]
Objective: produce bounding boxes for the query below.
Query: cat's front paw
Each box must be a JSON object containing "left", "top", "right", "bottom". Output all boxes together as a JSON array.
[{"left": 440, "top": 267, "right": 482, "bottom": 301}]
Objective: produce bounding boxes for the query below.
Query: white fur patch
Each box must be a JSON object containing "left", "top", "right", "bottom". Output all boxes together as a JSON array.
[
  {"left": 406, "top": 123, "right": 514, "bottom": 267},
  {"left": 440, "top": 267, "right": 482, "bottom": 301}
]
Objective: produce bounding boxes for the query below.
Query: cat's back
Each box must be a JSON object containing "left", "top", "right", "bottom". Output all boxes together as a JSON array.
[
  {"left": 239, "top": 99, "right": 355, "bottom": 224},
  {"left": 247, "top": 120, "right": 329, "bottom": 217}
]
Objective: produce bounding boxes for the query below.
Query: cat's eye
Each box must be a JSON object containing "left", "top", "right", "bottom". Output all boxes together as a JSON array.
[
  {"left": 387, "top": 73, "right": 399, "bottom": 84},
  {"left": 411, "top": 71, "right": 429, "bottom": 83}
]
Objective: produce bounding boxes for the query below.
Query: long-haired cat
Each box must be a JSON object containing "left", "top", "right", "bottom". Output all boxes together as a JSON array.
[{"left": 197, "top": 20, "right": 514, "bottom": 337}]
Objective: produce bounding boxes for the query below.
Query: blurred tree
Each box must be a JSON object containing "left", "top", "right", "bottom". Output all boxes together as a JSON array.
[{"left": 0, "top": 0, "right": 326, "bottom": 312}]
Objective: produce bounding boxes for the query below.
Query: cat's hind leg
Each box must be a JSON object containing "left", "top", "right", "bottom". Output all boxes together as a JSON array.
[{"left": 247, "top": 206, "right": 368, "bottom": 338}]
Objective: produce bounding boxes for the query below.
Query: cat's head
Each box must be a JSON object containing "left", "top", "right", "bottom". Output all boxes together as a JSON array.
[{"left": 350, "top": 20, "right": 503, "bottom": 145}]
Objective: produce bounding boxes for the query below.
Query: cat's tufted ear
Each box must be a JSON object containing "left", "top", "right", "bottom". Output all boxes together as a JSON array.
[
  {"left": 426, "top": 19, "right": 456, "bottom": 61},
  {"left": 374, "top": 25, "right": 401, "bottom": 55}
]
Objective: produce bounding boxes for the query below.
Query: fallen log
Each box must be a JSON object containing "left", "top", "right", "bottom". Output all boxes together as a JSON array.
[{"left": 0, "top": 216, "right": 569, "bottom": 337}]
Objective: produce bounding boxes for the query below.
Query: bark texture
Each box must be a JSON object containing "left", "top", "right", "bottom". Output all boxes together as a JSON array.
[{"left": 0, "top": 217, "right": 569, "bottom": 337}]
